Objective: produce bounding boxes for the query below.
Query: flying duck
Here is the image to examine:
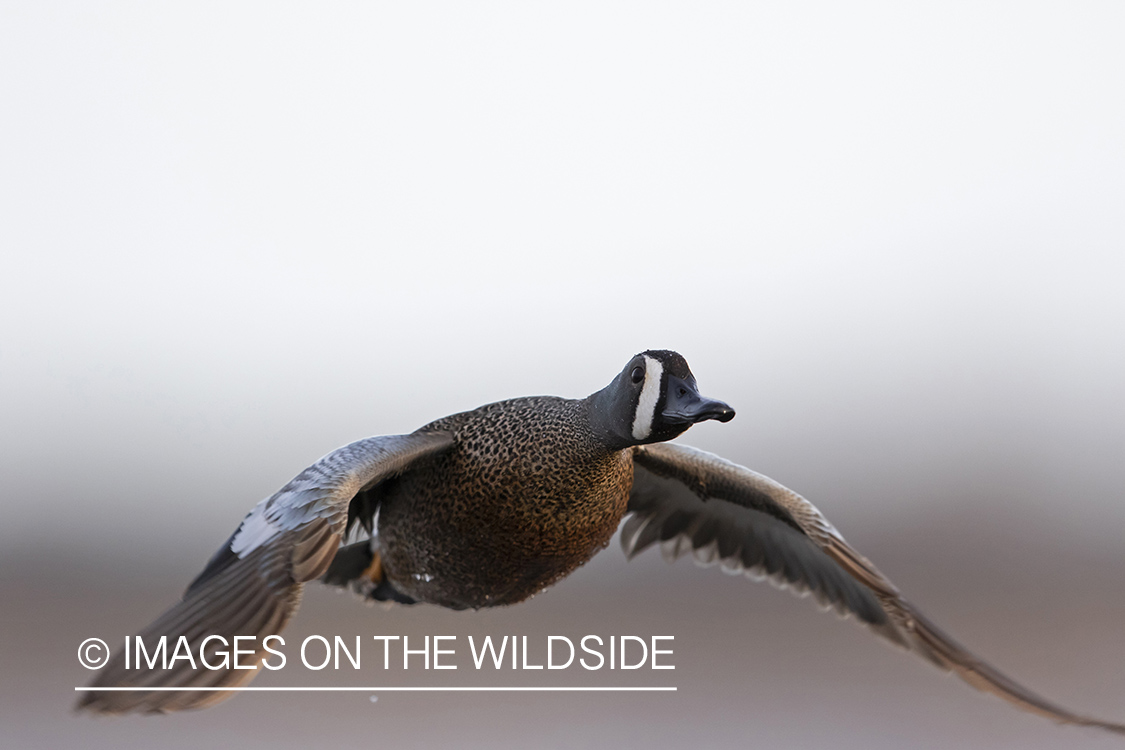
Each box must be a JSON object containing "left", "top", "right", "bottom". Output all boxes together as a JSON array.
[{"left": 78, "top": 350, "right": 1125, "bottom": 734}]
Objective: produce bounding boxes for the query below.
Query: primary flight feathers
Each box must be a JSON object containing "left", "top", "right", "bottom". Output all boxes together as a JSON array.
[{"left": 78, "top": 350, "right": 1125, "bottom": 735}]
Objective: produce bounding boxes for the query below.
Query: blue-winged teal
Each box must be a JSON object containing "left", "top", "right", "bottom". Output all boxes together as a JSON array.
[{"left": 79, "top": 350, "right": 1125, "bottom": 735}]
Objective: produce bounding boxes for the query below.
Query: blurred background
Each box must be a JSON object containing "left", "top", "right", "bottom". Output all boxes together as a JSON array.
[{"left": 2, "top": 2, "right": 1123, "bottom": 748}]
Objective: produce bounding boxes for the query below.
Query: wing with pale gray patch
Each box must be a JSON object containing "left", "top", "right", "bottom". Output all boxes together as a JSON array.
[
  {"left": 78, "top": 430, "right": 454, "bottom": 715},
  {"left": 626, "top": 442, "right": 1125, "bottom": 735},
  {"left": 624, "top": 465, "right": 900, "bottom": 643}
]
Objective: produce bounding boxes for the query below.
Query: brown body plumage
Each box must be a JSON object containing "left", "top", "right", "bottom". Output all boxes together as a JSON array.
[
  {"left": 377, "top": 396, "right": 633, "bottom": 609},
  {"left": 76, "top": 350, "right": 1125, "bottom": 736}
]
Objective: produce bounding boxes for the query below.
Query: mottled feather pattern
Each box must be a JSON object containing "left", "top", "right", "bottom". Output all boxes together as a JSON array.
[
  {"left": 76, "top": 350, "right": 1125, "bottom": 733},
  {"left": 231, "top": 432, "right": 455, "bottom": 560},
  {"left": 374, "top": 397, "right": 633, "bottom": 610}
]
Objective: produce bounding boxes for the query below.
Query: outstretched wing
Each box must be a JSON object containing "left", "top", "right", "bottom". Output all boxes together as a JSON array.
[
  {"left": 625, "top": 442, "right": 1125, "bottom": 735},
  {"left": 78, "top": 430, "right": 455, "bottom": 715}
]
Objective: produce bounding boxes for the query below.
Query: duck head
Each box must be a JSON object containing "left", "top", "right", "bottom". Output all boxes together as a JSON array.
[{"left": 587, "top": 349, "right": 735, "bottom": 449}]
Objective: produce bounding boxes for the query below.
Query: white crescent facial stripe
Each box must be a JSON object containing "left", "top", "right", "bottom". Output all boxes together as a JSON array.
[{"left": 631, "top": 356, "right": 664, "bottom": 441}]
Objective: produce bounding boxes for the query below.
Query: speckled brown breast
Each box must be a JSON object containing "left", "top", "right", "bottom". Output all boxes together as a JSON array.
[{"left": 374, "top": 396, "right": 633, "bottom": 609}]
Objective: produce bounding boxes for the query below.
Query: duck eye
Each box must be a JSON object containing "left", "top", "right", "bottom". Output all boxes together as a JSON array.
[{"left": 630, "top": 366, "right": 644, "bottom": 384}]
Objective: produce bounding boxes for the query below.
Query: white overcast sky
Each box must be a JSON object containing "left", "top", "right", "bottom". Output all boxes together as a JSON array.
[{"left": 1, "top": 3, "right": 1123, "bottom": 552}]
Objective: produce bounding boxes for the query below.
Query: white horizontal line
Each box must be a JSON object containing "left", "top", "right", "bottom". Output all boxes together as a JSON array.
[{"left": 76, "top": 686, "right": 676, "bottom": 692}]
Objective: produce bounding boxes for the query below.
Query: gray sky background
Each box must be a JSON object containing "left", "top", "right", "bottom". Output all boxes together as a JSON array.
[{"left": 2, "top": 3, "right": 1124, "bottom": 748}]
